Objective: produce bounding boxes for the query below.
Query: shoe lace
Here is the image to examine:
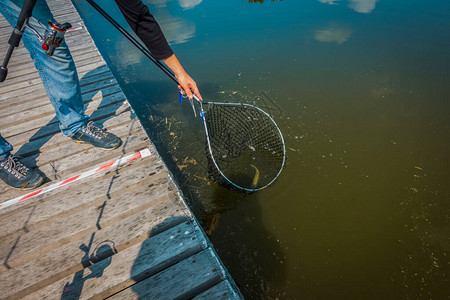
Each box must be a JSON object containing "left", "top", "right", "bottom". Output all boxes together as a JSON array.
[
  {"left": 82, "top": 121, "right": 106, "bottom": 139},
  {"left": 1, "top": 155, "right": 29, "bottom": 176}
]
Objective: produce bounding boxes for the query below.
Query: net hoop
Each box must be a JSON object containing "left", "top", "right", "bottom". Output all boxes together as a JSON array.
[{"left": 200, "top": 101, "right": 286, "bottom": 192}]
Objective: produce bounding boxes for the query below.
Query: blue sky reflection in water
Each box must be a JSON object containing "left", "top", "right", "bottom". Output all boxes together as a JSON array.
[{"left": 73, "top": 0, "right": 449, "bottom": 298}]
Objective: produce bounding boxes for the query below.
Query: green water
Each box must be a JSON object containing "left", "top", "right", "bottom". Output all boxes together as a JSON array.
[{"left": 73, "top": 0, "right": 449, "bottom": 298}]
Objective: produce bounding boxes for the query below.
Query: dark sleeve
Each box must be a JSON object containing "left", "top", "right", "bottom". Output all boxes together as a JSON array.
[{"left": 114, "top": 0, "right": 173, "bottom": 60}]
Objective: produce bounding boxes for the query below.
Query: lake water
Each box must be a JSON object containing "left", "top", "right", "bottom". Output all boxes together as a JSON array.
[{"left": 73, "top": 0, "right": 449, "bottom": 298}]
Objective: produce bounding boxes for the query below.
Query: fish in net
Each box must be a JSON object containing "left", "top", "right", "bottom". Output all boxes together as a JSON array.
[{"left": 202, "top": 102, "right": 286, "bottom": 192}]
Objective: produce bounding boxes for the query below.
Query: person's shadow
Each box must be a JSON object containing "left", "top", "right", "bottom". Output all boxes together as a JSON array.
[{"left": 15, "top": 65, "right": 136, "bottom": 181}]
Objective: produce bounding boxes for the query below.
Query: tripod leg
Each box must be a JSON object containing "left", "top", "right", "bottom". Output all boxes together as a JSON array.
[{"left": 0, "top": 0, "right": 37, "bottom": 82}]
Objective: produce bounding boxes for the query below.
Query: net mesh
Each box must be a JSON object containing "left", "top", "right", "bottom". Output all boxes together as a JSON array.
[{"left": 204, "top": 103, "right": 285, "bottom": 191}]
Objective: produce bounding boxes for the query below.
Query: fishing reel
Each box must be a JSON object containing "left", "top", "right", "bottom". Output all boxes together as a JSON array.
[
  {"left": 0, "top": 8, "right": 71, "bottom": 83},
  {"left": 26, "top": 19, "right": 72, "bottom": 57}
]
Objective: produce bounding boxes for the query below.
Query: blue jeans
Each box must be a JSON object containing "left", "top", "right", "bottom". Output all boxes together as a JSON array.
[{"left": 0, "top": 0, "right": 88, "bottom": 159}]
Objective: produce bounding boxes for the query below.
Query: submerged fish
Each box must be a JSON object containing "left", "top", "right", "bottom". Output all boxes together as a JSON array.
[{"left": 250, "top": 164, "right": 260, "bottom": 188}]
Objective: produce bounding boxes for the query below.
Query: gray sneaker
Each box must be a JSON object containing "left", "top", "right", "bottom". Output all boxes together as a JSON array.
[
  {"left": 0, "top": 154, "right": 44, "bottom": 190},
  {"left": 72, "top": 121, "right": 122, "bottom": 150}
]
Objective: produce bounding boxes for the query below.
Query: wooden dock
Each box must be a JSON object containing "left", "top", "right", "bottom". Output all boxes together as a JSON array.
[{"left": 0, "top": 1, "right": 242, "bottom": 299}]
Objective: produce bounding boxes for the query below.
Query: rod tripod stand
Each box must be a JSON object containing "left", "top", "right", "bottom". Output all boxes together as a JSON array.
[
  {"left": 0, "top": 0, "right": 71, "bottom": 83},
  {"left": 0, "top": 0, "right": 37, "bottom": 82}
]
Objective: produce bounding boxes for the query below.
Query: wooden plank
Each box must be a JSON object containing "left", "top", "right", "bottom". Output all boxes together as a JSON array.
[
  {"left": 0, "top": 173, "right": 177, "bottom": 270},
  {"left": 109, "top": 249, "right": 225, "bottom": 300},
  {"left": 0, "top": 63, "right": 115, "bottom": 96},
  {"left": 23, "top": 122, "right": 148, "bottom": 170},
  {"left": 22, "top": 221, "right": 205, "bottom": 300},
  {"left": 0, "top": 32, "right": 94, "bottom": 52},
  {"left": 1, "top": 42, "right": 99, "bottom": 72},
  {"left": 0, "top": 65, "right": 115, "bottom": 110},
  {"left": 0, "top": 123, "right": 148, "bottom": 199},
  {"left": 0, "top": 91, "right": 124, "bottom": 131},
  {"left": 0, "top": 199, "right": 190, "bottom": 299},
  {"left": 4, "top": 109, "right": 134, "bottom": 160},
  {"left": 3, "top": 103, "right": 133, "bottom": 153},
  {"left": 0, "top": 49, "right": 103, "bottom": 86},
  {"left": 1, "top": 97, "right": 128, "bottom": 139},
  {"left": 0, "top": 84, "right": 122, "bottom": 119},
  {"left": 3, "top": 44, "right": 100, "bottom": 78},
  {"left": 0, "top": 154, "right": 161, "bottom": 238},
  {"left": 193, "top": 280, "right": 241, "bottom": 300}
]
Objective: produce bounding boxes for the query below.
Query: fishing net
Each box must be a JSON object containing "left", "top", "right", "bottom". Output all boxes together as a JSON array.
[{"left": 202, "top": 102, "right": 285, "bottom": 192}]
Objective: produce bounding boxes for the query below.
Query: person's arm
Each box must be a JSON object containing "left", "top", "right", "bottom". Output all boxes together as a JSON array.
[{"left": 114, "top": 0, "right": 202, "bottom": 100}]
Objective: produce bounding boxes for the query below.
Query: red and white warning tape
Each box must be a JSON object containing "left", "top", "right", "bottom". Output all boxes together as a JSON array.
[{"left": 0, "top": 148, "right": 151, "bottom": 210}]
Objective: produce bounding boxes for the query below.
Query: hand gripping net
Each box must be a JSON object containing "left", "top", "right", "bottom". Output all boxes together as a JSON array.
[{"left": 202, "top": 102, "right": 286, "bottom": 192}]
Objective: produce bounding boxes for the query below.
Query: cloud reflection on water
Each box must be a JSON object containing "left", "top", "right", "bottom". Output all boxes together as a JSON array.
[
  {"left": 177, "top": 0, "right": 203, "bottom": 10},
  {"left": 317, "top": 0, "right": 341, "bottom": 5},
  {"left": 315, "top": 25, "right": 352, "bottom": 44},
  {"left": 317, "top": 0, "right": 378, "bottom": 13},
  {"left": 348, "top": 0, "right": 378, "bottom": 13},
  {"left": 114, "top": 0, "right": 201, "bottom": 66},
  {"left": 147, "top": 0, "right": 202, "bottom": 45}
]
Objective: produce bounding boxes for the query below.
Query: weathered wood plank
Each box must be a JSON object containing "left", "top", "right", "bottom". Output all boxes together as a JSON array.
[
  {"left": 3, "top": 108, "right": 133, "bottom": 160},
  {"left": 0, "top": 195, "right": 189, "bottom": 298},
  {"left": 0, "top": 198, "right": 190, "bottom": 299},
  {"left": 0, "top": 175, "right": 177, "bottom": 270},
  {"left": 0, "top": 84, "right": 121, "bottom": 119},
  {"left": 0, "top": 64, "right": 115, "bottom": 96},
  {"left": 0, "top": 123, "right": 148, "bottom": 199},
  {"left": 22, "top": 220, "right": 205, "bottom": 300},
  {"left": 0, "top": 91, "right": 124, "bottom": 131},
  {"left": 109, "top": 249, "right": 225, "bottom": 300},
  {"left": 0, "top": 65, "right": 114, "bottom": 109},
  {"left": 2, "top": 44, "right": 100, "bottom": 78},
  {"left": 0, "top": 50, "right": 103, "bottom": 86},
  {"left": 3, "top": 104, "right": 133, "bottom": 153},
  {"left": 193, "top": 280, "right": 241, "bottom": 299},
  {"left": 1, "top": 97, "right": 127, "bottom": 139},
  {"left": 0, "top": 154, "right": 160, "bottom": 237}
]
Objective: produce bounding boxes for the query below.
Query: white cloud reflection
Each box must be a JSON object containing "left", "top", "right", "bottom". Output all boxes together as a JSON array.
[
  {"left": 317, "top": 0, "right": 378, "bottom": 13},
  {"left": 157, "top": 13, "right": 196, "bottom": 45},
  {"left": 315, "top": 25, "right": 352, "bottom": 44},
  {"left": 147, "top": 0, "right": 203, "bottom": 10},
  {"left": 115, "top": 0, "right": 200, "bottom": 65},
  {"left": 317, "top": 0, "right": 341, "bottom": 5},
  {"left": 145, "top": 0, "right": 201, "bottom": 45},
  {"left": 177, "top": 0, "right": 203, "bottom": 10},
  {"left": 348, "top": 0, "right": 378, "bottom": 13}
]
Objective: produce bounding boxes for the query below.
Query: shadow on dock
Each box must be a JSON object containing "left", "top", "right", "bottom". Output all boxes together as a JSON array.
[
  {"left": 15, "top": 65, "right": 135, "bottom": 181},
  {"left": 60, "top": 200, "right": 115, "bottom": 299},
  {"left": 60, "top": 198, "right": 190, "bottom": 299}
]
